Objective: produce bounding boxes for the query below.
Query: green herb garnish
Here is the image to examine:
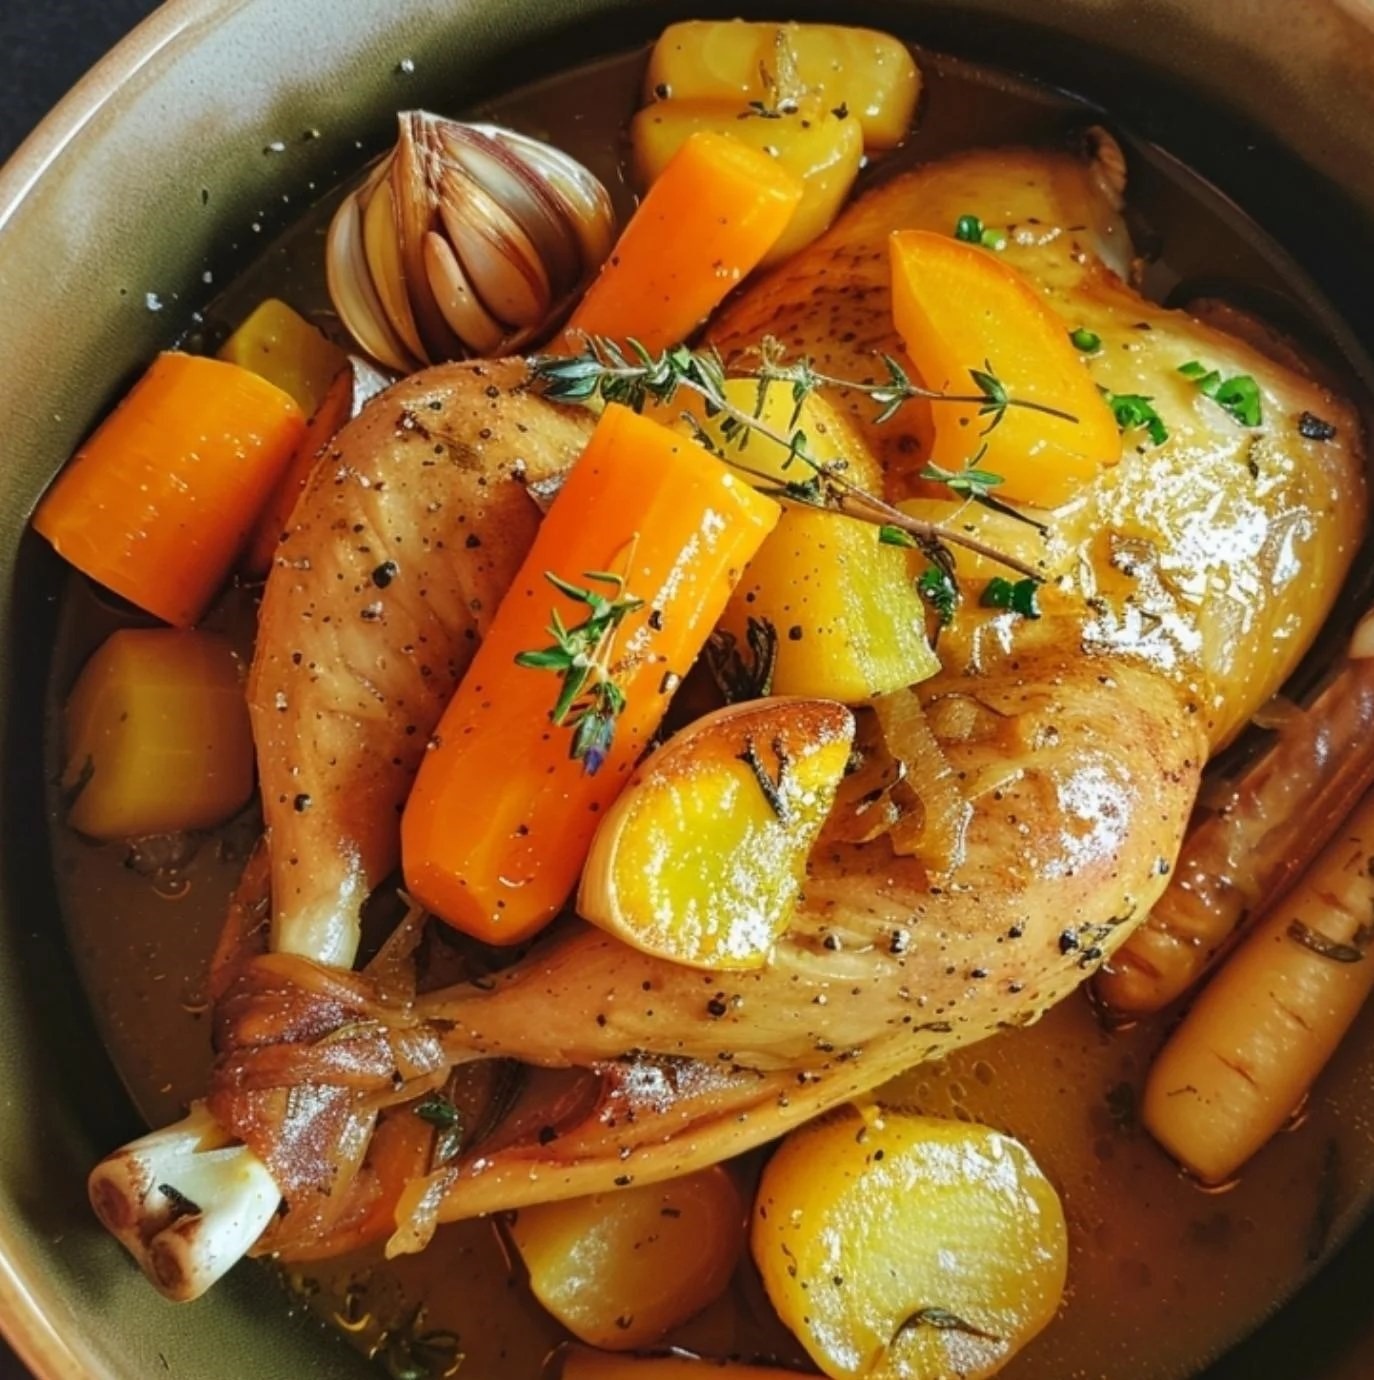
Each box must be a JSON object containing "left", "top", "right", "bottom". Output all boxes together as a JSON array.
[
  {"left": 414, "top": 1093, "right": 464, "bottom": 1167},
  {"left": 704, "top": 616, "right": 778, "bottom": 703},
  {"left": 737, "top": 736, "right": 790, "bottom": 821},
  {"left": 917, "top": 565, "right": 959, "bottom": 626},
  {"left": 896, "top": 1307, "right": 1002, "bottom": 1344},
  {"left": 379, "top": 1306, "right": 462, "bottom": 1380},
  {"left": 1286, "top": 918, "right": 1370, "bottom": 964},
  {"left": 1069, "top": 327, "right": 1101, "bottom": 353},
  {"left": 1178, "top": 361, "right": 1263, "bottom": 427},
  {"left": 981, "top": 576, "right": 1041, "bottom": 619},
  {"left": 515, "top": 568, "right": 644, "bottom": 775},
  {"left": 534, "top": 337, "right": 1066, "bottom": 582},
  {"left": 953, "top": 214, "right": 1007, "bottom": 250},
  {"left": 1103, "top": 390, "right": 1169, "bottom": 446}
]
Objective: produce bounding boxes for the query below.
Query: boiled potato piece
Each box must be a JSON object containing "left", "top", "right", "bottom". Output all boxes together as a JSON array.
[
  {"left": 632, "top": 100, "right": 862, "bottom": 265},
  {"left": 579, "top": 699, "right": 853, "bottom": 970},
  {"left": 217, "top": 297, "right": 348, "bottom": 418},
  {"left": 719, "top": 510, "right": 939, "bottom": 703},
  {"left": 511, "top": 1167, "right": 746, "bottom": 1350},
  {"left": 686, "top": 390, "right": 937, "bottom": 701},
  {"left": 753, "top": 1105, "right": 1068, "bottom": 1380},
  {"left": 560, "top": 1348, "right": 805, "bottom": 1379},
  {"left": 63, "top": 628, "right": 253, "bottom": 838},
  {"left": 645, "top": 21, "right": 920, "bottom": 149},
  {"left": 663, "top": 378, "right": 883, "bottom": 493}
]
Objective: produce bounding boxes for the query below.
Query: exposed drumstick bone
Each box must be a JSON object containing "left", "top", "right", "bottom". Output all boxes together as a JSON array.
[
  {"left": 86, "top": 1103, "right": 280, "bottom": 1302},
  {"left": 1097, "top": 605, "right": 1374, "bottom": 1016},
  {"left": 86, "top": 849, "right": 366, "bottom": 1298}
]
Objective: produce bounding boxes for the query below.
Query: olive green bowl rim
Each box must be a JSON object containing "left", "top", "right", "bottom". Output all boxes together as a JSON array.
[
  {"left": 4, "top": 3, "right": 1374, "bottom": 1378},
  {"left": 0, "top": 11, "right": 203, "bottom": 1374}
]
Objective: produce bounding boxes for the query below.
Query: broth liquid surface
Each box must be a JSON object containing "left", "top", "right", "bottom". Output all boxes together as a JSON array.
[{"left": 46, "top": 40, "right": 1374, "bottom": 1380}]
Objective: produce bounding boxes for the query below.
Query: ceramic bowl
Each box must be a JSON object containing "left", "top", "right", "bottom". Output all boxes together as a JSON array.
[{"left": 2, "top": 2, "right": 1373, "bottom": 1375}]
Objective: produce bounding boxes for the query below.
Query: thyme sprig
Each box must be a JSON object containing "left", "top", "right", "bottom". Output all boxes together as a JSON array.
[
  {"left": 533, "top": 337, "right": 1058, "bottom": 582},
  {"left": 514, "top": 566, "right": 644, "bottom": 775}
]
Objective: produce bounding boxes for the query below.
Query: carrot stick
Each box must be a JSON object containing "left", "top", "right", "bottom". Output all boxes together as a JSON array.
[
  {"left": 401, "top": 402, "right": 780, "bottom": 945},
  {"left": 242, "top": 366, "right": 354, "bottom": 576},
  {"left": 34, "top": 351, "right": 305, "bottom": 627},
  {"left": 561, "top": 131, "right": 802, "bottom": 353},
  {"left": 1142, "top": 785, "right": 1374, "bottom": 1185}
]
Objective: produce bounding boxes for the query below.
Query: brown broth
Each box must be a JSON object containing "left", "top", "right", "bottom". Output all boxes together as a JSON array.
[{"left": 46, "top": 38, "right": 1374, "bottom": 1380}]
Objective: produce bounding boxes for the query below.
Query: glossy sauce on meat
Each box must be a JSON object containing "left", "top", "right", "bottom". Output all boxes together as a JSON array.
[{"left": 46, "top": 41, "right": 1374, "bottom": 1380}]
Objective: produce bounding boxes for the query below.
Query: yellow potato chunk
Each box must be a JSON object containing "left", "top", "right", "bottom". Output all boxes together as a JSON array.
[
  {"left": 719, "top": 510, "right": 939, "bottom": 703},
  {"left": 631, "top": 100, "right": 862, "bottom": 265},
  {"left": 217, "top": 297, "right": 348, "bottom": 418},
  {"left": 753, "top": 1106, "right": 1068, "bottom": 1380},
  {"left": 645, "top": 20, "right": 920, "bottom": 149},
  {"left": 579, "top": 699, "right": 853, "bottom": 970},
  {"left": 511, "top": 1167, "right": 746, "bottom": 1350},
  {"left": 62, "top": 628, "right": 254, "bottom": 839},
  {"left": 662, "top": 378, "right": 883, "bottom": 492},
  {"left": 560, "top": 1347, "right": 804, "bottom": 1379}
]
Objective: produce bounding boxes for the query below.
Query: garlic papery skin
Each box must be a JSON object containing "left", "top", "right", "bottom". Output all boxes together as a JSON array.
[{"left": 327, "top": 112, "right": 615, "bottom": 370}]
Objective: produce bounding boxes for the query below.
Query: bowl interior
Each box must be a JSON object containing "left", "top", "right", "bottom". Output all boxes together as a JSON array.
[{"left": 3, "top": 1, "right": 1374, "bottom": 1376}]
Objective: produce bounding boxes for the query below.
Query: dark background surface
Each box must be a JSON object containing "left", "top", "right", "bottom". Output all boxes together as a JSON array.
[
  {"left": 0, "top": 0, "right": 162, "bottom": 163},
  {"left": 0, "top": 6, "right": 163, "bottom": 1373}
]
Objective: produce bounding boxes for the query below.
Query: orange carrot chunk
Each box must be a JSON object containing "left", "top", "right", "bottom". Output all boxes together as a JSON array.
[
  {"left": 243, "top": 365, "right": 354, "bottom": 576},
  {"left": 562, "top": 131, "right": 803, "bottom": 353},
  {"left": 889, "top": 229, "right": 1121, "bottom": 508},
  {"left": 401, "top": 403, "right": 780, "bottom": 945},
  {"left": 33, "top": 351, "right": 305, "bottom": 626}
]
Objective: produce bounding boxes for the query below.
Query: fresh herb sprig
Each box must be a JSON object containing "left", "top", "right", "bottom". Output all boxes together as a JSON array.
[
  {"left": 514, "top": 567, "right": 644, "bottom": 775},
  {"left": 533, "top": 337, "right": 1062, "bottom": 582}
]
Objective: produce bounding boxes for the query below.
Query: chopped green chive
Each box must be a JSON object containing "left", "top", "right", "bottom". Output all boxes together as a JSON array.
[
  {"left": 1213, "top": 375, "right": 1263, "bottom": 428},
  {"left": 953, "top": 214, "right": 1006, "bottom": 250},
  {"left": 918, "top": 565, "right": 959, "bottom": 626},
  {"left": 878, "top": 524, "right": 920, "bottom": 550},
  {"left": 1178, "top": 360, "right": 1263, "bottom": 427},
  {"left": 1102, "top": 389, "right": 1168, "bottom": 446},
  {"left": 1070, "top": 328, "right": 1101, "bottom": 353},
  {"left": 981, "top": 577, "right": 1041, "bottom": 619}
]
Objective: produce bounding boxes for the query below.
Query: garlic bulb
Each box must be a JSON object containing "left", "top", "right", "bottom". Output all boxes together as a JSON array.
[{"left": 326, "top": 113, "right": 615, "bottom": 371}]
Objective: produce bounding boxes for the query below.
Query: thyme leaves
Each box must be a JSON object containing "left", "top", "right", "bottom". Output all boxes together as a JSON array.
[
  {"left": 705, "top": 616, "right": 779, "bottom": 704},
  {"left": 532, "top": 336, "right": 1058, "bottom": 582},
  {"left": 514, "top": 567, "right": 644, "bottom": 775}
]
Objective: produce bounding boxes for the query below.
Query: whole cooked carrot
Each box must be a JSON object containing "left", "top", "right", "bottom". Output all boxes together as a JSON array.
[
  {"left": 561, "top": 131, "right": 802, "bottom": 353},
  {"left": 243, "top": 365, "right": 354, "bottom": 576},
  {"left": 34, "top": 351, "right": 305, "bottom": 627},
  {"left": 401, "top": 402, "right": 779, "bottom": 945}
]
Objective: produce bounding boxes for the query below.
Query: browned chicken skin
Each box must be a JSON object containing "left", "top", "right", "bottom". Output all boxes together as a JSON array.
[{"left": 249, "top": 358, "right": 593, "bottom": 966}]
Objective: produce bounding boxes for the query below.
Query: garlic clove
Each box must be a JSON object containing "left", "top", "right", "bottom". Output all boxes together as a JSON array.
[
  {"left": 438, "top": 166, "right": 552, "bottom": 328},
  {"left": 439, "top": 125, "right": 581, "bottom": 291},
  {"left": 422, "top": 230, "right": 508, "bottom": 355},
  {"left": 326, "top": 190, "right": 417, "bottom": 375},
  {"left": 326, "top": 113, "right": 616, "bottom": 368},
  {"left": 361, "top": 177, "right": 428, "bottom": 365},
  {"left": 486, "top": 126, "right": 617, "bottom": 270},
  {"left": 393, "top": 114, "right": 464, "bottom": 363}
]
